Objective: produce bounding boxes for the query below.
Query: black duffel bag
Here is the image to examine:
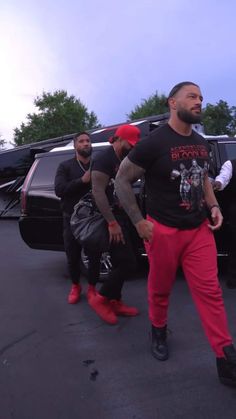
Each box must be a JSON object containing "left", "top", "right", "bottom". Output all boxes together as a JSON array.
[{"left": 70, "top": 193, "right": 109, "bottom": 253}]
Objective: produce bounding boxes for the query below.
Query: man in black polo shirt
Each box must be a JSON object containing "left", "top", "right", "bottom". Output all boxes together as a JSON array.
[
  {"left": 55, "top": 132, "right": 92, "bottom": 304},
  {"left": 115, "top": 82, "right": 236, "bottom": 387}
]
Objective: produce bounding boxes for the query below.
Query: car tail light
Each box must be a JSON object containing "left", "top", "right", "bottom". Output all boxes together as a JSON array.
[{"left": 20, "top": 160, "right": 39, "bottom": 215}]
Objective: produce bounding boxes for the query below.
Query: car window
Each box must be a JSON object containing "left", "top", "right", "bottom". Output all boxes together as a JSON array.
[
  {"left": 30, "top": 146, "right": 109, "bottom": 187},
  {"left": 0, "top": 147, "right": 34, "bottom": 178},
  {"left": 223, "top": 143, "right": 236, "bottom": 161},
  {"left": 30, "top": 154, "right": 72, "bottom": 187}
]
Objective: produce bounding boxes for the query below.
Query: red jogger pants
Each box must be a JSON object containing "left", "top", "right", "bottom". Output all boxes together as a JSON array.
[{"left": 145, "top": 216, "right": 233, "bottom": 357}]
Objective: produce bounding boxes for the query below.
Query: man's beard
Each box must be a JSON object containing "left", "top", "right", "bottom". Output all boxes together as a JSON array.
[
  {"left": 78, "top": 147, "right": 92, "bottom": 158},
  {"left": 177, "top": 108, "right": 202, "bottom": 124}
]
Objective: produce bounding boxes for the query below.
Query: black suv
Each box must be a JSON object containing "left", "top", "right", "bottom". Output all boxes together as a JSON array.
[
  {"left": 18, "top": 115, "right": 170, "bottom": 250},
  {"left": 19, "top": 143, "right": 111, "bottom": 251},
  {"left": 0, "top": 114, "right": 169, "bottom": 218},
  {"left": 18, "top": 141, "right": 144, "bottom": 279},
  {"left": 18, "top": 119, "right": 236, "bottom": 258}
]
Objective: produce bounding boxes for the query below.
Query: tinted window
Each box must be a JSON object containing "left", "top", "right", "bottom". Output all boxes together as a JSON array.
[
  {"left": 0, "top": 148, "right": 34, "bottom": 178},
  {"left": 30, "top": 146, "right": 109, "bottom": 187},
  {"left": 30, "top": 154, "right": 72, "bottom": 187},
  {"left": 223, "top": 143, "right": 236, "bottom": 161}
]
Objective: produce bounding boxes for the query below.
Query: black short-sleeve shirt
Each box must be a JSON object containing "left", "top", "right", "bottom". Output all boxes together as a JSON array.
[
  {"left": 91, "top": 146, "right": 120, "bottom": 206},
  {"left": 128, "top": 123, "right": 211, "bottom": 229}
]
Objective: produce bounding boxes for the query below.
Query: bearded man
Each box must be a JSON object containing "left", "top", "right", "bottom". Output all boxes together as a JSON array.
[
  {"left": 115, "top": 82, "right": 236, "bottom": 387},
  {"left": 55, "top": 132, "right": 92, "bottom": 304}
]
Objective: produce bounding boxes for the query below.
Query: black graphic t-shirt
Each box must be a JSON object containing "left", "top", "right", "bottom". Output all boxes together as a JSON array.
[
  {"left": 128, "top": 123, "right": 211, "bottom": 229},
  {"left": 91, "top": 146, "right": 120, "bottom": 206}
]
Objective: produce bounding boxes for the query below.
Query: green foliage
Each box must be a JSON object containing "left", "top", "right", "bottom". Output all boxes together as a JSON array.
[
  {"left": 13, "top": 90, "right": 100, "bottom": 146},
  {"left": 128, "top": 93, "right": 236, "bottom": 136},
  {"left": 202, "top": 100, "right": 236, "bottom": 136},
  {"left": 11, "top": 89, "right": 236, "bottom": 146},
  {"left": 127, "top": 92, "right": 169, "bottom": 120}
]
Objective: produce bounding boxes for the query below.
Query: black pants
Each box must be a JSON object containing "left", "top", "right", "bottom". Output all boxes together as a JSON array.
[
  {"left": 63, "top": 215, "right": 82, "bottom": 284},
  {"left": 86, "top": 211, "right": 139, "bottom": 300}
]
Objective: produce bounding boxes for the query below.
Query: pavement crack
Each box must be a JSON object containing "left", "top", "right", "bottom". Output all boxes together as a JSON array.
[
  {"left": 0, "top": 330, "right": 37, "bottom": 357},
  {"left": 82, "top": 359, "right": 95, "bottom": 366}
]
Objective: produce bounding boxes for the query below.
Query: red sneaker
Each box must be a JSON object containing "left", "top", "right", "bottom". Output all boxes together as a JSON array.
[
  {"left": 68, "top": 284, "right": 81, "bottom": 304},
  {"left": 89, "top": 293, "right": 118, "bottom": 325},
  {"left": 110, "top": 300, "right": 139, "bottom": 317},
  {"left": 87, "top": 285, "right": 96, "bottom": 303}
]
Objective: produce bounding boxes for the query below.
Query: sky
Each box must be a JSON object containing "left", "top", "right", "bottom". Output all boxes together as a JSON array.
[{"left": 1, "top": 0, "right": 236, "bottom": 147}]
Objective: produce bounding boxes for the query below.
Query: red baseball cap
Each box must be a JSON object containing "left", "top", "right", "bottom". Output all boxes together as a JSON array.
[{"left": 110, "top": 124, "right": 141, "bottom": 146}]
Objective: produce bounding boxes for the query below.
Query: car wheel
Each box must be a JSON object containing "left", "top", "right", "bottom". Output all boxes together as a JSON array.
[{"left": 81, "top": 249, "right": 112, "bottom": 282}]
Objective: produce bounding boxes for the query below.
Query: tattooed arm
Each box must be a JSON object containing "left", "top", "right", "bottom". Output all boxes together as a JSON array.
[
  {"left": 92, "top": 170, "right": 124, "bottom": 243},
  {"left": 115, "top": 157, "right": 145, "bottom": 223},
  {"left": 92, "top": 170, "right": 114, "bottom": 222},
  {"left": 115, "top": 157, "right": 154, "bottom": 242}
]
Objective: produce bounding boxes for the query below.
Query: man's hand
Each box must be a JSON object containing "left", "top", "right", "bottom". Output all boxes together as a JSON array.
[
  {"left": 213, "top": 180, "right": 222, "bottom": 191},
  {"left": 208, "top": 207, "right": 223, "bottom": 231},
  {"left": 108, "top": 221, "right": 125, "bottom": 244},
  {"left": 135, "top": 219, "right": 154, "bottom": 242},
  {"left": 81, "top": 170, "right": 91, "bottom": 183}
]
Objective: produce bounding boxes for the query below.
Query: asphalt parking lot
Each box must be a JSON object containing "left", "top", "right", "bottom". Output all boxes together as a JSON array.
[{"left": 1, "top": 219, "right": 236, "bottom": 419}]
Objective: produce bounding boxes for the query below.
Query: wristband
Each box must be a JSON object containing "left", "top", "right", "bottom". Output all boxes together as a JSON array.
[
  {"left": 209, "top": 204, "right": 221, "bottom": 211},
  {"left": 108, "top": 220, "right": 118, "bottom": 227}
]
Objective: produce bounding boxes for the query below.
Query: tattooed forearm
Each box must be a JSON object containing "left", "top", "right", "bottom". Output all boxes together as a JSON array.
[
  {"left": 115, "top": 157, "right": 145, "bottom": 225},
  {"left": 92, "top": 171, "right": 115, "bottom": 222}
]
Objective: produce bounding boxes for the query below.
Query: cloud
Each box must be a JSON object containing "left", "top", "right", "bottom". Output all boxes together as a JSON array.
[{"left": 0, "top": 8, "right": 58, "bottom": 142}]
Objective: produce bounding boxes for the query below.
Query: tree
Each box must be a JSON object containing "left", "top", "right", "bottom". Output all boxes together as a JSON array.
[
  {"left": 0, "top": 135, "right": 6, "bottom": 150},
  {"left": 127, "top": 92, "right": 169, "bottom": 121},
  {"left": 202, "top": 100, "right": 236, "bottom": 136},
  {"left": 13, "top": 90, "right": 100, "bottom": 146}
]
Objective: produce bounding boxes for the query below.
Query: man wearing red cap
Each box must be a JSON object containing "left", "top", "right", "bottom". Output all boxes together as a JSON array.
[{"left": 88, "top": 124, "right": 141, "bottom": 324}]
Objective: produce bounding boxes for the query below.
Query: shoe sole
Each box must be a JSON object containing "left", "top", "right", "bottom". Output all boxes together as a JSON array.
[
  {"left": 90, "top": 305, "right": 118, "bottom": 325},
  {"left": 96, "top": 315, "right": 118, "bottom": 325},
  {"left": 151, "top": 349, "right": 169, "bottom": 361},
  {"left": 114, "top": 312, "right": 139, "bottom": 317},
  {"left": 68, "top": 298, "right": 80, "bottom": 304}
]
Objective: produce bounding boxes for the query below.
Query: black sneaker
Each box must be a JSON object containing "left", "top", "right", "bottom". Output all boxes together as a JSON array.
[
  {"left": 216, "top": 344, "right": 236, "bottom": 387},
  {"left": 150, "top": 325, "right": 169, "bottom": 361}
]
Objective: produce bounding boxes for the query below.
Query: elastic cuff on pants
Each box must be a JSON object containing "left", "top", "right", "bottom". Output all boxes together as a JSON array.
[
  {"left": 215, "top": 341, "right": 233, "bottom": 358},
  {"left": 151, "top": 322, "right": 167, "bottom": 328}
]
